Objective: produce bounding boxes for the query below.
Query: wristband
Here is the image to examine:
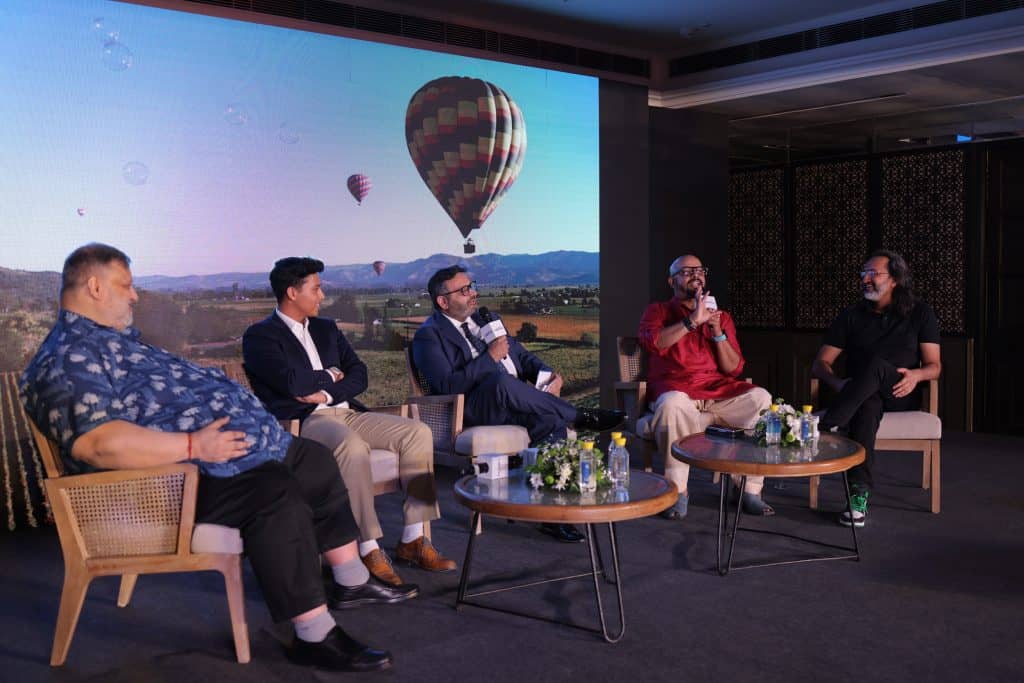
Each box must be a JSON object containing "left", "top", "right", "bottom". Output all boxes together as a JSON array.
[
  {"left": 187, "top": 432, "right": 193, "bottom": 459},
  {"left": 712, "top": 333, "right": 728, "bottom": 343},
  {"left": 681, "top": 315, "right": 696, "bottom": 332}
]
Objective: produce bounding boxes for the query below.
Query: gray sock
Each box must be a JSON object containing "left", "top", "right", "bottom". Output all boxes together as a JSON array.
[
  {"left": 294, "top": 610, "right": 336, "bottom": 643},
  {"left": 332, "top": 556, "right": 370, "bottom": 588}
]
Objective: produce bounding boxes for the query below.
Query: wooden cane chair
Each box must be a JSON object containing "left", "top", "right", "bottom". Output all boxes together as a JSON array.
[
  {"left": 29, "top": 421, "right": 249, "bottom": 666},
  {"left": 403, "top": 348, "right": 530, "bottom": 469},
  {"left": 808, "top": 377, "right": 941, "bottom": 513}
]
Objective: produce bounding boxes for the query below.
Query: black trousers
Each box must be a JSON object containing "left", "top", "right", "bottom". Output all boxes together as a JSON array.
[
  {"left": 822, "top": 355, "right": 919, "bottom": 489},
  {"left": 195, "top": 437, "right": 359, "bottom": 622}
]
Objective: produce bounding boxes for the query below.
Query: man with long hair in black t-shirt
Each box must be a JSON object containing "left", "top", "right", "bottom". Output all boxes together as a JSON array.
[{"left": 812, "top": 250, "right": 941, "bottom": 528}]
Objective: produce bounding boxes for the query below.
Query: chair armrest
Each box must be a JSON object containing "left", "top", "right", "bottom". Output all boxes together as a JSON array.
[
  {"left": 406, "top": 394, "right": 465, "bottom": 440},
  {"left": 923, "top": 378, "right": 939, "bottom": 415},
  {"left": 614, "top": 381, "right": 648, "bottom": 421},
  {"left": 44, "top": 463, "right": 201, "bottom": 559}
]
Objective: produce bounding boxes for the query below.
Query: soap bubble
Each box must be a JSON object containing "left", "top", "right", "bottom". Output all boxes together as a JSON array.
[
  {"left": 91, "top": 17, "right": 120, "bottom": 43},
  {"left": 224, "top": 104, "right": 248, "bottom": 126},
  {"left": 122, "top": 161, "right": 149, "bottom": 186},
  {"left": 102, "top": 41, "right": 133, "bottom": 71},
  {"left": 278, "top": 122, "right": 300, "bottom": 144}
]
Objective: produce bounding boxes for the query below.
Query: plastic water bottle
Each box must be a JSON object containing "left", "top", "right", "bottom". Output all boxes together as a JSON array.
[
  {"left": 578, "top": 441, "right": 597, "bottom": 493},
  {"left": 800, "top": 405, "right": 817, "bottom": 443},
  {"left": 610, "top": 435, "right": 630, "bottom": 488},
  {"left": 765, "top": 404, "right": 782, "bottom": 445}
]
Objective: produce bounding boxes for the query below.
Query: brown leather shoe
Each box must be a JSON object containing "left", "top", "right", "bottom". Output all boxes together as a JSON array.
[
  {"left": 395, "top": 537, "right": 457, "bottom": 573},
  {"left": 361, "top": 548, "right": 403, "bottom": 586}
]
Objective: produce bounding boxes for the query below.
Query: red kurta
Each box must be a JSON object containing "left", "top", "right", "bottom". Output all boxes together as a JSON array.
[{"left": 638, "top": 297, "right": 751, "bottom": 402}]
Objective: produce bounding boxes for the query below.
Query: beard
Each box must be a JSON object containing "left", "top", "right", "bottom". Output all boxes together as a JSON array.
[{"left": 862, "top": 281, "right": 889, "bottom": 302}]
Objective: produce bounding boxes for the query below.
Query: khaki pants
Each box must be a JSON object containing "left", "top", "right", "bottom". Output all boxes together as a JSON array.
[
  {"left": 301, "top": 408, "right": 439, "bottom": 541},
  {"left": 649, "top": 387, "right": 772, "bottom": 495}
]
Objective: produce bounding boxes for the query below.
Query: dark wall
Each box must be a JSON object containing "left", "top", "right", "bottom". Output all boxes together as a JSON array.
[
  {"left": 598, "top": 81, "right": 650, "bottom": 406},
  {"left": 598, "top": 89, "right": 732, "bottom": 407},
  {"left": 648, "top": 108, "right": 731, "bottom": 306}
]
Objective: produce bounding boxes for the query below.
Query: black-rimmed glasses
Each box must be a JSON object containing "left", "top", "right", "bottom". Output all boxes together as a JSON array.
[
  {"left": 671, "top": 267, "right": 709, "bottom": 278},
  {"left": 440, "top": 281, "right": 476, "bottom": 297},
  {"left": 859, "top": 270, "right": 890, "bottom": 279}
]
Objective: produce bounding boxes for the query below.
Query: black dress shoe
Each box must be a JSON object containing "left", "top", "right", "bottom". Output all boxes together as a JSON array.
[
  {"left": 287, "top": 626, "right": 392, "bottom": 672},
  {"left": 329, "top": 579, "right": 418, "bottom": 610},
  {"left": 538, "top": 523, "right": 586, "bottom": 543},
  {"left": 573, "top": 408, "right": 626, "bottom": 433}
]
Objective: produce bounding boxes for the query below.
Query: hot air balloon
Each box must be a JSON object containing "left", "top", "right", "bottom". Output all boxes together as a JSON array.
[
  {"left": 405, "top": 76, "right": 526, "bottom": 254},
  {"left": 347, "top": 173, "right": 372, "bottom": 205},
  {"left": 372, "top": 260, "right": 386, "bottom": 276}
]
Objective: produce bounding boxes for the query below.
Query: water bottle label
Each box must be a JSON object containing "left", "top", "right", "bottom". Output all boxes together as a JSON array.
[{"left": 581, "top": 461, "right": 591, "bottom": 482}]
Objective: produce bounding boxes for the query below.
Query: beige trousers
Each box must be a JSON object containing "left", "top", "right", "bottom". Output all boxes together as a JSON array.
[
  {"left": 301, "top": 408, "right": 439, "bottom": 541},
  {"left": 649, "top": 387, "right": 772, "bottom": 495}
]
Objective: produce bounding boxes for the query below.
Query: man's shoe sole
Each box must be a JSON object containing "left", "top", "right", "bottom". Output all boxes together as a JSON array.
[
  {"left": 287, "top": 650, "right": 393, "bottom": 672},
  {"left": 838, "top": 517, "right": 866, "bottom": 528},
  {"left": 330, "top": 588, "right": 419, "bottom": 610},
  {"left": 396, "top": 557, "right": 457, "bottom": 572}
]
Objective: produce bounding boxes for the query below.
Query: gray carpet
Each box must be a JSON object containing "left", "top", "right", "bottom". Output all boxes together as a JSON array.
[{"left": 2, "top": 431, "right": 1023, "bottom": 682}]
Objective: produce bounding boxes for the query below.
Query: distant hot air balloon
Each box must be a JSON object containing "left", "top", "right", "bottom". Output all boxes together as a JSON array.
[
  {"left": 405, "top": 76, "right": 526, "bottom": 254},
  {"left": 372, "top": 260, "right": 386, "bottom": 276},
  {"left": 347, "top": 173, "right": 372, "bottom": 205}
]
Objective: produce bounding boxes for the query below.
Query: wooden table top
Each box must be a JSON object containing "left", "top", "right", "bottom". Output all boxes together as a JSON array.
[
  {"left": 672, "top": 433, "right": 865, "bottom": 477},
  {"left": 454, "top": 470, "right": 678, "bottom": 524}
]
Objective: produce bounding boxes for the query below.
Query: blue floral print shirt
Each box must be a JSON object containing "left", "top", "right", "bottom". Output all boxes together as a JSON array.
[{"left": 19, "top": 310, "right": 292, "bottom": 477}]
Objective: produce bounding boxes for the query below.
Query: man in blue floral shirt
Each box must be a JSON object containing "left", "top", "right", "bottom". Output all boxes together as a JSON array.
[{"left": 19, "top": 243, "right": 415, "bottom": 673}]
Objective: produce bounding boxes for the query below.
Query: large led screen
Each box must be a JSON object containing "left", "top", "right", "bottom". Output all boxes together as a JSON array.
[{"left": 0, "top": 0, "right": 600, "bottom": 411}]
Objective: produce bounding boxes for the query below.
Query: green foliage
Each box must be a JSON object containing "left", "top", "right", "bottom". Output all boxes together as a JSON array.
[
  {"left": 321, "top": 291, "right": 359, "bottom": 322},
  {"left": 516, "top": 321, "right": 538, "bottom": 342},
  {"left": 579, "top": 331, "right": 598, "bottom": 347}
]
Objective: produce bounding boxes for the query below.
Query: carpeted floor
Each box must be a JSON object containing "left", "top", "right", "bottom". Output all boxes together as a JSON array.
[{"left": 2, "top": 430, "right": 1022, "bottom": 682}]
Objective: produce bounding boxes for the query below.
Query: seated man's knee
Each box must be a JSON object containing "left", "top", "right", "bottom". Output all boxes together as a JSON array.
[
  {"left": 655, "top": 391, "right": 701, "bottom": 418},
  {"left": 747, "top": 386, "right": 772, "bottom": 411}
]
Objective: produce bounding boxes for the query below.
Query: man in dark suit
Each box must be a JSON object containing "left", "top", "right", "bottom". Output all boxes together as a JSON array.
[
  {"left": 244, "top": 257, "right": 456, "bottom": 587},
  {"left": 411, "top": 265, "right": 624, "bottom": 542}
]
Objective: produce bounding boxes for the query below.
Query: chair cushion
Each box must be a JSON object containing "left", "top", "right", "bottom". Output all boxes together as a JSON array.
[
  {"left": 877, "top": 410, "right": 942, "bottom": 440},
  {"left": 191, "top": 523, "right": 243, "bottom": 554},
  {"left": 455, "top": 425, "right": 530, "bottom": 456},
  {"left": 370, "top": 449, "right": 399, "bottom": 487}
]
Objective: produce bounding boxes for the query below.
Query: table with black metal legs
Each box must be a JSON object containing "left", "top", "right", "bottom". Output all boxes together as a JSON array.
[
  {"left": 672, "top": 433, "right": 865, "bottom": 575},
  {"left": 452, "top": 470, "right": 676, "bottom": 643}
]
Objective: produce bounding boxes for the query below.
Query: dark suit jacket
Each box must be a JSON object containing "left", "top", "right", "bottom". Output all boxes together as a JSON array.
[
  {"left": 411, "top": 310, "right": 550, "bottom": 397},
  {"left": 242, "top": 313, "right": 368, "bottom": 421}
]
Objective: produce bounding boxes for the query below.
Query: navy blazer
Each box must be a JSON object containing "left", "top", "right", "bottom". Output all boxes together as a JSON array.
[
  {"left": 242, "top": 313, "right": 368, "bottom": 421},
  {"left": 411, "top": 310, "right": 550, "bottom": 397}
]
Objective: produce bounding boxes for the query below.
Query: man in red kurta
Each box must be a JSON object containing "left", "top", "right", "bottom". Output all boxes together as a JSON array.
[{"left": 638, "top": 255, "right": 773, "bottom": 519}]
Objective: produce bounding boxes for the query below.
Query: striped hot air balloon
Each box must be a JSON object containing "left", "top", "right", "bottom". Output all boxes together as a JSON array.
[
  {"left": 405, "top": 76, "right": 526, "bottom": 252},
  {"left": 347, "top": 173, "right": 372, "bottom": 205}
]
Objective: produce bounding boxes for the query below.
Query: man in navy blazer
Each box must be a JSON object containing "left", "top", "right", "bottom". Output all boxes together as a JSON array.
[
  {"left": 244, "top": 257, "right": 456, "bottom": 586},
  {"left": 411, "top": 265, "right": 624, "bottom": 542}
]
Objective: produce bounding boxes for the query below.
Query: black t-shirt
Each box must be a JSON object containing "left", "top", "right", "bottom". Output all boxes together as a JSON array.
[{"left": 824, "top": 299, "right": 941, "bottom": 377}]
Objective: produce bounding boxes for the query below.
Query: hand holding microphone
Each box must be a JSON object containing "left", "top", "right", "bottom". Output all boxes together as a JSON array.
[{"left": 477, "top": 307, "right": 510, "bottom": 361}]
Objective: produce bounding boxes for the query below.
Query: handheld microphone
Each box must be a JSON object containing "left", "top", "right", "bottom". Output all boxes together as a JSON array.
[
  {"left": 477, "top": 306, "right": 493, "bottom": 323},
  {"left": 477, "top": 307, "right": 509, "bottom": 352}
]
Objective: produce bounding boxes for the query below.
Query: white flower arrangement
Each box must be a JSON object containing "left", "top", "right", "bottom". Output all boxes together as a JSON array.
[
  {"left": 753, "top": 398, "right": 811, "bottom": 447},
  {"left": 526, "top": 437, "right": 611, "bottom": 493}
]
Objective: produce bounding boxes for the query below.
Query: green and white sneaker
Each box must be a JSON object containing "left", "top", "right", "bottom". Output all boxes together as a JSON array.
[{"left": 839, "top": 486, "right": 868, "bottom": 528}]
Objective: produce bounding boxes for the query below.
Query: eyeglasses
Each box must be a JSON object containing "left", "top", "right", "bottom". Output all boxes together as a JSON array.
[
  {"left": 671, "top": 267, "right": 709, "bottom": 278},
  {"left": 859, "top": 270, "right": 890, "bottom": 279},
  {"left": 440, "top": 281, "right": 476, "bottom": 297}
]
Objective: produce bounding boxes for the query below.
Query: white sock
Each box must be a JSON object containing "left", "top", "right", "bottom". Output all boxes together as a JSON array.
[
  {"left": 358, "top": 539, "right": 379, "bottom": 557},
  {"left": 331, "top": 556, "right": 370, "bottom": 588},
  {"left": 400, "top": 523, "right": 423, "bottom": 544},
  {"left": 294, "top": 610, "right": 336, "bottom": 643}
]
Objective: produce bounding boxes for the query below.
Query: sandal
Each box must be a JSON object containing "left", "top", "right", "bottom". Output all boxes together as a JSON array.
[
  {"left": 660, "top": 492, "right": 689, "bottom": 520},
  {"left": 740, "top": 492, "right": 775, "bottom": 516}
]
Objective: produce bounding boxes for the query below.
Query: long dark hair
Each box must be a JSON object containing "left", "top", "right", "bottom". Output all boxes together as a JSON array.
[{"left": 871, "top": 249, "right": 916, "bottom": 318}]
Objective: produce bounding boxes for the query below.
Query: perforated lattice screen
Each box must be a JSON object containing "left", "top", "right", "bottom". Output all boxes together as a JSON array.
[
  {"left": 728, "top": 168, "right": 786, "bottom": 327},
  {"left": 881, "top": 149, "right": 966, "bottom": 333},
  {"left": 793, "top": 160, "right": 870, "bottom": 329}
]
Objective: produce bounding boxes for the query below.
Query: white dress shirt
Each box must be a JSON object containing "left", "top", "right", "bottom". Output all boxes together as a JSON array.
[{"left": 443, "top": 314, "right": 518, "bottom": 377}]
